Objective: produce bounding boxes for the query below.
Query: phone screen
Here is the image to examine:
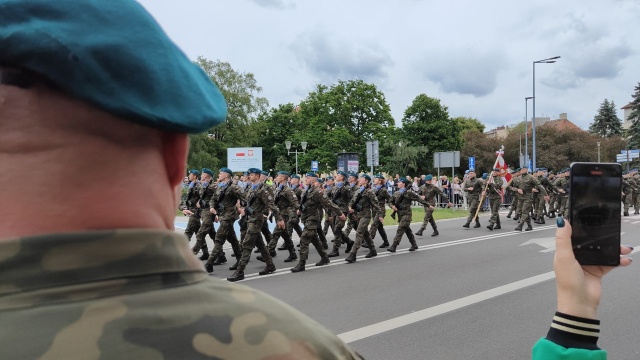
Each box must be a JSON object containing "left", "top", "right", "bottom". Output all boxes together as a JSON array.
[{"left": 569, "top": 162, "right": 621, "bottom": 266}]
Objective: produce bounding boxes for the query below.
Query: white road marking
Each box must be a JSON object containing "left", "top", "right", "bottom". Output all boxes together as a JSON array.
[
  {"left": 632, "top": 221, "right": 640, "bottom": 224},
  {"left": 337, "top": 271, "right": 556, "bottom": 343}
]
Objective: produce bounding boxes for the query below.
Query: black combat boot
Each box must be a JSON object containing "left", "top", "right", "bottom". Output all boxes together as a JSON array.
[
  {"left": 513, "top": 216, "right": 519, "bottom": 221},
  {"left": 259, "top": 261, "right": 276, "bottom": 275},
  {"left": 278, "top": 243, "right": 288, "bottom": 251},
  {"left": 226, "top": 270, "right": 244, "bottom": 282},
  {"left": 624, "top": 211, "right": 629, "bottom": 216},
  {"left": 362, "top": 242, "right": 370, "bottom": 248},
  {"left": 462, "top": 222, "right": 470, "bottom": 228},
  {"left": 387, "top": 242, "right": 398, "bottom": 253},
  {"left": 548, "top": 212, "right": 555, "bottom": 218},
  {"left": 431, "top": 229, "right": 439, "bottom": 237},
  {"left": 316, "top": 254, "right": 331, "bottom": 266},
  {"left": 212, "top": 252, "right": 227, "bottom": 265},
  {"left": 345, "top": 238, "right": 354, "bottom": 254},
  {"left": 379, "top": 239, "right": 390, "bottom": 248},
  {"left": 538, "top": 218, "right": 545, "bottom": 224},
  {"left": 415, "top": 228, "right": 424, "bottom": 236},
  {"left": 409, "top": 243, "right": 419, "bottom": 251},
  {"left": 284, "top": 247, "right": 298, "bottom": 262},
  {"left": 635, "top": 210, "right": 639, "bottom": 215},
  {"left": 345, "top": 252, "right": 357, "bottom": 263},
  {"left": 525, "top": 222, "right": 533, "bottom": 231},
  {"left": 229, "top": 260, "right": 239, "bottom": 271},
  {"left": 327, "top": 246, "right": 340, "bottom": 257},
  {"left": 199, "top": 251, "right": 210, "bottom": 261},
  {"left": 365, "top": 248, "right": 377, "bottom": 258},
  {"left": 290, "top": 260, "right": 306, "bottom": 273},
  {"left": 474, "top": 221, "right": 481, "bottom": 228},
  {"left": 515, "top": 223, "right": 523, "bottom": 231},
  {"left": 204, "top": 262, "right": 214, "bottom": 274},
  {"left": 487, "top": 224, "right": 494, "bottom": 231},
  {"left": 506, "top": 210, "right": 512, "bottom": 218}
]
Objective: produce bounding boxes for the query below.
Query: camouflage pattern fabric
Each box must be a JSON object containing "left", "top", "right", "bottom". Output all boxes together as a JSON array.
[
  {"left": 348, "top": 187, "right": 380, "bottom": 254},
  {"left": 487, "top": 176, "right": 504, "bottom": 225},
  {"left": 390, "top": 189, "right": 427, "bottom": 245},
  {"left": 463, "top": 178, "right": 484, "bottom": 223},
  {"left": 0, "top": 230, "right": 362, "bottom": 359}
]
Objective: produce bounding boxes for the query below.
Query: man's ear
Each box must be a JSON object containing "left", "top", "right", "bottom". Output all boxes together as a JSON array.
[{"left": 162, "top": 132, "right": 189, "bottom": 188}]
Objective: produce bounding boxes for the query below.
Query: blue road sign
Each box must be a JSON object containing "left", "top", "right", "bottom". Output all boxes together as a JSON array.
[
  {"left": 468, "top": 157, "right": 475, "bottom": 171},
  {"left": 528, "top": 159, "right": 533, "bottom": 172},
  {"left": 311, "top": 160, "right": 319, "bottom": 171}
]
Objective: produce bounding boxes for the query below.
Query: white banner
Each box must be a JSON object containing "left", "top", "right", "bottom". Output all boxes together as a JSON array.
[{"left": 227, "top": 147, "right": 263, "bottom": 172}]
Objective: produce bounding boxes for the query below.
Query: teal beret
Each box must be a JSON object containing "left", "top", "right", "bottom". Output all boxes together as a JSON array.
[
  {"left": 188, "top": 169, "right": 200, "bottom": 176},
  {"left": 201, "top": 168, "right": 214, "bottom": 176},
  {"left": 482, "top": 173, "right": 488, "bottom": 180},
  {"left": 348, "top": 172, "right": 358, "bottom": 178},
  {"left": 219, "top": 167, "right": 233, "bottom": 175},
  {"left": 361, "top": 174, "right": 371, "bottom": 182},
  {"left": 248, "top": 168, "right": 261, "bottom": 174},
  {"left": 425, "top": 174, "right": 433, "bottom": 181},
  {"left": 374, "top": 174, "right": 385, "bottom": 180},
  {"left": 326, "top": 176, "right": 334, "bottom": 180},
  {"left": 399, "top": 177, "right": 411, "bottom": 184},
  {"left": 468, "top": 169, "right": 476, "bottom": 173},
  {"left": 306, "top": 172, "right": 318, "bottom": 178},
  {"left": 261, "top": 170, "right": 269, "bottom": 176},
  {"left": 316, "top": 178, "right": 324, "bottom": 184},
  {"left": 0, "top": 0, "right": 227, "bottom": 133},
  {"left": 277, "top": 171, "right": 291, "bottom": 176},
  {"left": 336, "top": 171, "right": 348, "bottom": 178},
  {"left": 291, "top": 174, "right": 300, "bottom": 179}
]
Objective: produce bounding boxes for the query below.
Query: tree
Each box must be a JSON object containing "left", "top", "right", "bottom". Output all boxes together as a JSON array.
[
  {"left": 453, "top": 116, "right": 485, "bottom": 134},
  {"left": 589, "top": 99, "right": 622, "bottom": 138},
  {"left": 401, "top": 94, "right": 462, "bottom": 174},
  {"left": 382, "top": 140, "right": 429, "bottom": 177},
  {"left": 627, "top": 83, "right": 640, "bottom": 149}
]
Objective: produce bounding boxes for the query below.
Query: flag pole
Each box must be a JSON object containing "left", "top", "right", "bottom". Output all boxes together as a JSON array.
[{"left": 472, "top": 145, "right": 504, "bottom": 223}]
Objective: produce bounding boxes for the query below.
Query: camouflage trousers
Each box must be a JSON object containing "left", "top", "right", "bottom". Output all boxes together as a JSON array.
[
  {"left": 516, "top": 196, "right": 525, "bottom": 218},
  {"left": 369, "top": 217, "right": 388, "bottom": 243},
  {"left": 299, "top": 218, "right": 327, "bottom": 261},
  {"left": 351, "top": 214, "right": 374, "bottom": 255},
  {"left": 623, "top": 193, "right": 633, "bottom": 213},
  {"left": 392, "top": 213, "right": 417, "bottom": 246},
  {"left": 208, "top": 219, "right": 241, "bottom": 261},
  {"left": 344, "top": 215, "right": 355, "bottom": 237},
  {"left": 548, "top": 194, "right": 557, "bottom": 213},
  {"left": 239, "top": 216, "right": 248, "bottom": 246},
  {"left": 289, "top": 216, "right": 303, "bottom": 239},
  {"left": 184, "top": 211, "right": 201, "bottom": 240},
  {"left": 269, "top": 215, "right": 293, "bottom": 251},
  {"left": 323, "top": 217, "right": 332, "bottom": 236},
  {"left": 535, "top": 196, "right": 546, "bottom": 219},
  {"left": 518, "top": 196, "right": 533, "bottom": 225},
  {"left": 466, "top": 196, "right": 481, "bottom": 224},
  {"left": 419, "top": 206, "right": 437, "bottom": 231},
  {"left": 488, "top": 197, "right": 501, "bottom": 225},
  {"left": 634, "top": 193, "right": 640, "bottom": 213},
  {"left": 557, "top": 196, "right": 568, "bottom": 217},
  {"left": 238, "top": 218, "right": 272, "bottom": 271},
  {"left": 331, "top": 215, "right": 348, "bottom": 247},
  {"left": 193, "top": 209, "right": 216, "bottom": 253}
]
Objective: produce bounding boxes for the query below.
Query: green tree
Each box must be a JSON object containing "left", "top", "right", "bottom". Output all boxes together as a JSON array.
[
  {"left": 383, "top": 140, "right": 429, "bottom": 177},
  {"left": 627, "top": 83, "right": 640, "bottom": 149},
  {"left": 589, "top": 99, "right": 622, "bottom": 138},
  {"left": 453, "top": 116, "right": 485, "bottom": 134},
  {"left": 249, "top": 103, "right": 304, "bottom": 171},
  {"left": 273, "top": 155, "right": 293, "bottom": 174},
  {"left": 401, "top": 94, "right": 462, "bottom": 174}
]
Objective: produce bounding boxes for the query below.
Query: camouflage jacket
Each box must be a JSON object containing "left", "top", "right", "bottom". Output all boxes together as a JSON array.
[
  {"left": 329, "top": 183, "right": 353, "bottom": 213},
  {"left": 300, "top": 186, "right": 343, "bottom": 223},
  {"left": 519, "top": 173, "right": 547, "bottom": 197},
  {"left": 180, "top": 182, "right": 201, "bottom": 211},
  {"left": 391, "top": 188, "right": 428, "bottom": 216},
  {"left": 348, "top": 186, "right": 382, "bottom": 219},
  {"left": 197, "top": 181, "right": 216, "bottom": 209},
  {"left": 273, "top": 184, "right": 299, "bottom": 219},
  {"left": 419, "top": 183, "right": 447, "bottom": 206},
  {"left": 486, "top": 176, "right": 504, "bottom": 200},
  {"left": 0, "top": 230, "right": 361, "bottom": 359},
  {"left": 507, "top": 175, "right": 522, "bottom": 197},
  {"left": 373, "top": 185, "right": 391, "bottom": 218},
  {"left": 623, "top": 178, "right": 634, "bottom": 196},
  {"left": 463, "top": 178, "right": 484, "bottom": 199},
  {"left": 210, "top": 181, "right": 244, "bottom": 222},
  {"left": 244, "top": 183, "right": 282, "bottom": 223}
]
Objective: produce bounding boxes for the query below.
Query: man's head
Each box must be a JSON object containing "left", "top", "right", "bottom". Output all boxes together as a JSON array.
[
  {"left": 398, "top": 177, "right": 410, "bottom": 189},
  {"left": 467, "top": 170, "right": 476, "bottom": 179},
  {"left": 358, "top": 175, "right": 371, "bottom": 187},
  {"left": 335, "top": 171, "right": 347, "bottom": 183},
  {"left": 325, "top": 176, "right": 334, "bottom": 186},
  {"left": 275, "top": 171, "right": 290, "bottom": 184},
  {"left": 348, "top": 173, "right": 358, "bottom": 184},
  {"left": 425, "top": 174, "right": 433, "bottom": 184},
  {"left": 290, "top": 174, "right": 300, "bottom": 186},
  {"left": 217, "top": 167, "right": 233, "bottom": 182},
  {"left": 188, "top": 170, "right": 200, "bottom": 182},
  {"left": 201, "top": 168, "right": 214, "bottom": 184},
  {"left": 305, "top": 172, "right": 318, "bottom": 186},
  {"left": 247, "top": 168, "right": 261, "bottom": 183},
  {"left": 373, "top": 174, "right": 384, "bottom": 186}
]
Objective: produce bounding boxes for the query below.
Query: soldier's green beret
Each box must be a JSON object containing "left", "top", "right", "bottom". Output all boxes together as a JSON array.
[
  {"left": 248, "top": 168, "right": 262, "bottom": 174},
  {"left": 201, "top": 168, "right": 214, "bottom": 176},
  {"left": 336, "top": 171, "right": 348, "bottom": 178},
  {"left": 291, "top": 174, "right": 300, "bottom": 179},
  {"left": 219, "top": 167, "right": 233, "bottom": 175},
  {"left": 188, "top": 170, "right": 200, "bottom": 176},
  {"left": 348, "top": 172, "right": 358, "bottom": 178},
  {"left": 399, "top": 177, "right": 411, "bottom": 184},
  {"left": 482, "top": 173, "right": 489, "bottom": 180},
  {"left": 425, "top": 174, "right": 433, "bottom": 181},
  {"left": 0, "top": 0, "right": 227, "bottom": 133},
  {"left": 277, "top": 171, "right": 290, "bottom": 176},
  {"left": 361, "top": 174, "right": 371, "bottom": 182},
  {"left": 374, "top": 174, "right": 385, "bottom": 180},
  {"left": 326, "top": 176, "right": 334, "bottom": 180},
  {"left": 316, "top": 178, "right": 324, "bottom": 184},
  {"left": 306, "top": 172, "right": 318, "bottom": 178}
]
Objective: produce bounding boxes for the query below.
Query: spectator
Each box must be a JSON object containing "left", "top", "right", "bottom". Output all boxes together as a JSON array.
[{"left": 452, "top": 177, "right": 463, "bottom": 207}]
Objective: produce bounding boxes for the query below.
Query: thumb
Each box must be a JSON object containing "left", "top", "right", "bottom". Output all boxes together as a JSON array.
[{"left": 555, "top": 217, "right": 574, "bottom": 258}]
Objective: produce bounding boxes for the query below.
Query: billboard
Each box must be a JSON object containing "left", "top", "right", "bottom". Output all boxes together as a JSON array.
[{"left": 227, "top": 147, "right": 263, "bottom": 172}]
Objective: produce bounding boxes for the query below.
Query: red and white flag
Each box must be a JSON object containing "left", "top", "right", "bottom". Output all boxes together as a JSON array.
[{"left": 493, "top": 148, "right": 511, "bottom": 202}]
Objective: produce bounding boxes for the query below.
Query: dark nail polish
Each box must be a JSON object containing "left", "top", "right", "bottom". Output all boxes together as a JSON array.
[
  {"left": 625, "top": 245, "right": 634, "bottom": 251},
  {"left": 557, "top": 217, "right": 565, "bottom": 228}
]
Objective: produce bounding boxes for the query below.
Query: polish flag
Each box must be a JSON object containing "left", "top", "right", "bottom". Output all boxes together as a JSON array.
[{"left": 494, "top": 148, "right": 511, "bottom": 202}]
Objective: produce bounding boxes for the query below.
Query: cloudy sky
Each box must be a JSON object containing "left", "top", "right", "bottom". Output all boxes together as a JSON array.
[{"left": 137, "top": 0, "right": 640, "bottom": 131}]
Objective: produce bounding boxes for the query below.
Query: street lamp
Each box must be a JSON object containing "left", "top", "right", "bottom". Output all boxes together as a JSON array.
[
  {"left": 285, "top": 140, "right": 307, "bottom": 175},
  {"left": 532, "top": 55, "right": 561, "bottom": 171},
  {"left": 525, "top": 96, "right": 534, "bottom": 169},
  {"left": 597, "top": 141, "right": 601, "bottom": 162}
]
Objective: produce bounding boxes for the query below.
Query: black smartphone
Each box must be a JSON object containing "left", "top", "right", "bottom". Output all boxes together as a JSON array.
[{"left": 569, "top": 162, "right": 622, "bottom": 265}]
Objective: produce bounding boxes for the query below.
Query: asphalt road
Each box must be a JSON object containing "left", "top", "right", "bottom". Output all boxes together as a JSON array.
[{"left": 177, "top": 212, "right": 640, "bottom": 360}]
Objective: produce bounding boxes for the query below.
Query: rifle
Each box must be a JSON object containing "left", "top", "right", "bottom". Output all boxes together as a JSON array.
[{"left": 352, "top": 189, "right": 364, "bottom": 213}]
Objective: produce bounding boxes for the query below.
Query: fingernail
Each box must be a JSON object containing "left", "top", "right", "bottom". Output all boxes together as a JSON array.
[
  {"left": 557, "top": 217, "right": 565, "bottom": 228},
  {"left": 625, "top": 245, "right": 634, "bottom": 251}
]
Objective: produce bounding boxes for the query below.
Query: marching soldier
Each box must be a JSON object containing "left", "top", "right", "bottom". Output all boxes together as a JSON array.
[
  {"left": 632, "top": 170, "right": 640, "bottom": 214},
  {"left": 484, "top": 168, "right": 504, "bottom": 230},
  {"left": 291, "top": 173, "right": 346, "bottom": 273},
  {"left": 342, "top": 172, "right": 360, "bottom": 238},
  {"left": 265, "top": 171, "right": 299, "bottom": 262},
  {"left": 204, "top": 167, "right": 243, "bottom": 272},
  {"left": 227, "top": 168, "right": 285, "bottom": 282},
  {"left": 506, "top": 168, "right": 521, "bottom": 219},
  {"left": 180, "top": 169, "right": 202, "bottom": 241},
  {"left": 287, "top": 174, "right": 304, "bottom": 241},
  {"left": 370, "top": 174, "right": 391, "bottom": 248},
  {"left": 463, "top": 170, "right": 484, "bottom": 228},
  {"left": 192, "top": 168, "right": 217, "bottom": 259},
  {"left": 546, "top": 171, "right": 557, "bottom": 218},
  {"left": 323, "top": 176, "right": 335, "bottom": 237},
  {"left": 623, "top": 170, "right": 634, "bottom": 216},
  {"left": 555, "top": 169, "right": 570, "bottom": 218},
  {"left": 345, "top": 175, "right": 382, "bottom": 263},
  {"left": 387, "top": 177, "right": 429, "bottom": 252},
  {"left": 314, "top": 178, "right": 330, "bottom": 250},
  {"left": 535, "top": 170, "right": 555, "bottom": 224},
  {"left": 514, "top": 167, "right": 547, "bottom": 231},
  {"left": 416, "top": 174, "right": 452, "bottom": 237},
  {"left": 327, "top": 171, "right": 355, "bottom": 257}
]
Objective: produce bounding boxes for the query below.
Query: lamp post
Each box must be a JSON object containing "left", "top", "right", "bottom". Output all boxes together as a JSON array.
[
  {"left": 525, "top": 96, "right": 534, "bottom": 169},
  {"left": 597, "top": 141, "right": 601, "bottom": 162},
  {"left": 532, "top": 55, "right": 561, "bottom": 171},
  {"left": 285, "top": 140, "right": 307, "bottom": 175}
]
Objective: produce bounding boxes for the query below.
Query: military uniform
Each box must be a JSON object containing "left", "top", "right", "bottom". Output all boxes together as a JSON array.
[
  {"left": 205, "top": 177, "right": 244, "bottom": 272},
  {"left": 507, "top": 173, "right": 523, "bottom": 220},
  {"left": 345, "top": 181, "right": 381, "bottom": 262},
  {"left": 369, "top": 183, "right": 391, "bottom": 247},
  {"left": 192, "top": 174, "right": 217, "bottom": 258},
  {"left": 342, "top": 180, "right": 359, "bottom": 237},
  {"left": 327, "top": 181, "right": 355, "bottom": 257},
  {"left": 515, "top": 172, "right": 547, "bottom": 231},
  {"left": 486, "top": 174, "right": 504, "bottom": 230},
  {"left": 536, "top": 174, "right": 555, "bottom": 223},
  {"left": 416, "top": 178, "right": 447, "bottom": 236},
  {"left": 289, "top": 182, "right": 304, "bottom": 239},
  {"left": 267, "top": 183, "right": 299, "bottom": 262},
  {"left": 291, "top": 180, "right": 344, "bottom": 272},
  {"left": 463, "top": 175, "right": 484, "bottom": 228},
  {"left": 387, "top": 183, "right": 429, "bottom": 252},
  {"left": 0, "top": 230, "right": 361, "bottom": 359},
  {"left": 623, "top": 173, "right": 634, "bottom": 216},
  {"left": 180, "top": 179, "right": 202, "bottom": 240}
]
